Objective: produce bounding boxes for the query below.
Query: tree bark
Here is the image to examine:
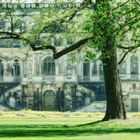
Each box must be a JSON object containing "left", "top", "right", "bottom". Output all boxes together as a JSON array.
[{"left": 102, "top": 45, "right": 126, "bottom": 121}]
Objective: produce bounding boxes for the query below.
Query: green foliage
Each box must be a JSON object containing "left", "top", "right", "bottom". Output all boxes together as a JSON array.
[
  {"left": 82, "top": 0, "right": 140, "bottom": 61},
  {"left": 0, "top": 0, "right": 139, "bottom": 61}
]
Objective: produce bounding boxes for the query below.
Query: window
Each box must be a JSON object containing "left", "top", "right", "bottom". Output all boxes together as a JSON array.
[
  {"left": 12, "top": 59, "right": 20, "bottom": 76},
  {"left": 92, "top": 61, "right": 98, "bottom": 75},
  {"left": 46, "top": 38, "right": 52, "bottom": 45},
  {"left": 54, "top": 36, "right": 63, "bottom": 46},
  {"left": 83, "top": 59, "right": 90, "bottom": 77},
  {"left": 43, "top": 56, "right": 55, "bottom": 76},
  {"left": 12, "top": 39, "right": 20, "bottom": 48},
  {"left": 99, "top": 64, "right": 104, "bottom": 75},
  {"left": 67, "top": 37, "right": 73, "bottom": 45},
  {"left": 0, "top": 19, "right": 5, "bottom": 29},
  {"left": 119, "top": 60, "right": 126, "bottom": 74},
  {"left": 0, "top": 59, "right": 4, "bottom": 77},
  {"left": 130, "top": 55, "right": 139, "bottom": 74},
  {"left": 99, "top": 63, "right": 104, "bottom": 80},
  {"left": 67, "top": 64, "right": 72, "bottom": 78},
  {"left": 0, "top": 40, "right": 6, "bottom": 48}
]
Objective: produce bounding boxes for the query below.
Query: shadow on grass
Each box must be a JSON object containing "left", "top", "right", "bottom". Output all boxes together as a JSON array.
[
  {"left": 0, "top": 121, "right": 140, "bottom": 137},
  {"left": 75, "top": 120, "right": 102, "bottom": 127}
]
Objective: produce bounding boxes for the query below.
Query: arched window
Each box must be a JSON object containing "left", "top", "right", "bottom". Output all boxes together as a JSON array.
[
  {"left": 99, "top": 63, "right": 104, "bottom": 75},
  {"left": 43, "top": 56, "right": 55, "bottom": 76},
  {"left": 119, "top": 60, "right": 126, "bottom": 74},
  {"left": 99, "top": 63, "right": 104, "bottom": 80},
  {"left": 130, "top": 55, "right": 139, "bottom": 74},
  {"left": 0, "top": 59, "right": 4, "bottom": 77},
  {"left": 92, "top": 61, "right": 98, "bottom": 75},
  {"left": 83, "top": 59, "right": 90, "bottom": 78},
  {"left": 12, "top": 59, "right": 20, "bottom": 76}
]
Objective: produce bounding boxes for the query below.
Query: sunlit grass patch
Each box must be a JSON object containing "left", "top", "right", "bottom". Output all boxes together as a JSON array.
[{"left": 0, "top": 112, "right": 140, "bottom": 140}]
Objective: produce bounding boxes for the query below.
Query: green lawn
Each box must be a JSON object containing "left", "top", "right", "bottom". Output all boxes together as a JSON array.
[{"left": 0, "top": 112, "right": 140, "bottom": 140}]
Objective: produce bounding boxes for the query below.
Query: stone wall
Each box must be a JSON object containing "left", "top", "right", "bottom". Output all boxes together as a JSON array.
[{"left": 0, "top": 81, "right": 140, "bottom": 112}]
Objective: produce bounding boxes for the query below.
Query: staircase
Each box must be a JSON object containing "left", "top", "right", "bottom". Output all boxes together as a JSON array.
[
  {"left": 74, "top": 82, "right": 107, "bottom": 112},
  {"left": 0, "top": 83, "right": 20, "bottom": 111},
  {"left": 0, "top": 103, "right": 16, "bottom": 111},
  {"left": 75, "top": 101, "right": 106, "bottom": 112},
  {"left": 0, "top": 83, "right": 20, "bottom": 98},
  {"left": 79, "top": 82, "right": 106, "bottom": 101}
]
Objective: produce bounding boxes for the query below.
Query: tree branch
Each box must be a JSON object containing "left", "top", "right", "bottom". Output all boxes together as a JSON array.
[
  {"left": 31, "top": 10, "right": 79, "bottom": 48},
  {"left": 31, "top": 1, "right": 91, "bottom": 48},
  {"left": 29, "top": 36, "right": 92, "bottom": 59},
  {"left": 0, "top": 36, "right": 33, "bottom": 46},
  {"left": 0, "top": 31, "right": 20, "bottom": 37},
  {"left": 117, "top": 43, "right": 140, "bottom": 50},
  {"left": 134, "top": 0, "right": 140, "bottom": 7},
  {"left": 119, "top": 16, "right": 140, "bottom": 36},
  {"left": 116, "top": 12, "right": 140, "bottom": 35},
  {"left": 53, "top": 37, "right": 93, "bottom": 59},
  {"left": 118, "top": 44, "right": 140, "bottom": 64},
  {"left": 112, "top": 0, "right": 131, "bottom": 11},
  {"left": 32, "top": 45, "right": 56, "bottom": 54}
]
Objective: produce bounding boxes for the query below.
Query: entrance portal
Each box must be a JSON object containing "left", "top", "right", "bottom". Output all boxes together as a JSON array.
[
  {"left": 131, "top": 98, "right": 138, "bottom": 112},
  {"left": 43, "top": 90, "right": 57, "bottom": 111}
]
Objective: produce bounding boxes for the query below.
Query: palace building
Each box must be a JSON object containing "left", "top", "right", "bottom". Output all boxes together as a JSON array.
[
  {"left": 0, "top": 0, "right": 140, "bottom": 112},
  {"left": 0, "top": 40, "right": 140, "bottom": 112}
]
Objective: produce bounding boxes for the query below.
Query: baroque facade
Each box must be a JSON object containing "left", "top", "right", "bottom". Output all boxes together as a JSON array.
[
  {"left": 0, "top": 46, "right": 140, "bottom": 112},
  {"left": 0, "top": 0, "right": 140, "bottom": 112}
]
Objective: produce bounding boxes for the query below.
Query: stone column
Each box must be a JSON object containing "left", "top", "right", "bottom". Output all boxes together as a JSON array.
[{"left": 23, "top": 59, "right": 27, "bottom": 77}]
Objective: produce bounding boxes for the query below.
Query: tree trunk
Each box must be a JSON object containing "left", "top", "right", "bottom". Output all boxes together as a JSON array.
[{"left": 102, "top": 45, "right": 126, "bottom": 121}]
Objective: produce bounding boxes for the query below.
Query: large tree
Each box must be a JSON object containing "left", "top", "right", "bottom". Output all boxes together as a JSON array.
[
  {"left": 83, "top": 0, "right": 140, "bottom": 120},
  {"left": 0, "top": 0, "right": 140, "bottom": 121}
]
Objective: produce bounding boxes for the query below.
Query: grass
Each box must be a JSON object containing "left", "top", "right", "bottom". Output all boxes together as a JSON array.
[{"left": 0, "top": 112, "right": 140, "bottom": 140}]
